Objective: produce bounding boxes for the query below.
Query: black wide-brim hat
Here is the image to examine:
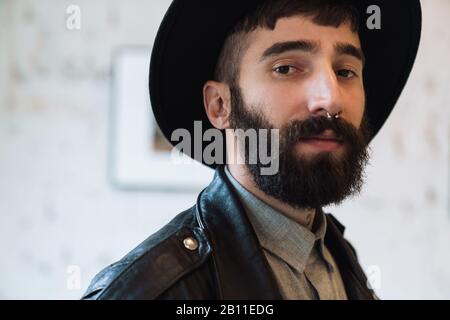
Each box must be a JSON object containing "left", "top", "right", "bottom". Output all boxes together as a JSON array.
[{"left": 149, "top": 0, "right": 422, "bottom": 168}]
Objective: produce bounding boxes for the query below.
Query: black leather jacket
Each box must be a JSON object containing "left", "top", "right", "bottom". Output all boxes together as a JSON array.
[{"left": 82, "top": 166, "right": 377, "bottom": 300}]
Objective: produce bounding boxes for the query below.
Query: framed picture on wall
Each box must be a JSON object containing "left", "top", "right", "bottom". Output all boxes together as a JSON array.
[{"left": 108, "top": 46, "right": 214, "bottom": 192}]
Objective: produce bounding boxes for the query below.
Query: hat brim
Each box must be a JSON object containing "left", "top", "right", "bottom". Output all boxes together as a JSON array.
[{"left": 149, "top": 0, "right": 422, "bottom": 168}]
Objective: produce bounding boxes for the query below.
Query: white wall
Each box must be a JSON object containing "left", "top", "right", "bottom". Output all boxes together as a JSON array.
[{"left": 0, "top": 0, "right": 449, "bottom": 299}]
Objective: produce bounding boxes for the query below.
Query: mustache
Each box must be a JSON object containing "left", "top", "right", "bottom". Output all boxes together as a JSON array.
[{"left": 282, "top": 115, "right": 364, "bottom": 147}]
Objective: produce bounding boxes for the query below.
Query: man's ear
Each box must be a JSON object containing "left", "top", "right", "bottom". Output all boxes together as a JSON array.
[{"left": 203, "top": 80, "right": 231, "bottom": 129}]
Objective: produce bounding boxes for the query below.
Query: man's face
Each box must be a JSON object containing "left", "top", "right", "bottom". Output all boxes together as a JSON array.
[{"left": 228, "top": 15, "right": 371, "bottom": 209}]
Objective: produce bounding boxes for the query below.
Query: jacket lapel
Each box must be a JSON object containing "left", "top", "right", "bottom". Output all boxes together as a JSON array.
[
  {"left": 324, "top": 212, "right": 376, "bottom": 300},
  {"left": 196, "top": 166, "right": 282, "bottom": 299}
]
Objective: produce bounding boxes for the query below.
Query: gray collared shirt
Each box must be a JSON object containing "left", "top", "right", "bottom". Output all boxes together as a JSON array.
[{"left": 224, "top": 166, "right": 348, "bottom": 300}]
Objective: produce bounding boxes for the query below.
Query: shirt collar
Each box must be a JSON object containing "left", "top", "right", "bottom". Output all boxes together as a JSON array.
[{"left": 224, "top": 165, "right": 333, "bottom": 273}]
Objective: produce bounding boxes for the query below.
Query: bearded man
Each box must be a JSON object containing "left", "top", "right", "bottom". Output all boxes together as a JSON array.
[{"left": 83, "top": 0, "right": 421, "bottom": 300}]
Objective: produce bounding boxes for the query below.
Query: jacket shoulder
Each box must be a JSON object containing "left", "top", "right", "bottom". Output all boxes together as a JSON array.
[{"left": 81, "top": 205, "right": 212, "bottom": 300}]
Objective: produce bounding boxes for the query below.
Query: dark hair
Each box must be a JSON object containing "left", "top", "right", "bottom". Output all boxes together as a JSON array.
[{"left": 214, "top": 0, "right": 360, "bottom": 85}]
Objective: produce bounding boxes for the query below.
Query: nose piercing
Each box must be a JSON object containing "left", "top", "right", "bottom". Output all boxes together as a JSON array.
[{"left": 326, "top": 112, "right": 341, "bottom": 119}]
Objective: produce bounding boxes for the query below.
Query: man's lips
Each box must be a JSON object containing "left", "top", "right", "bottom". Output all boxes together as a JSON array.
[
  {"left": 299, "top": 138, "right": 343, "bottom": 152},
  {"left": 300, "top": 129, "right": 344, "bottom": 143},
  {"left": 301, "top": 137, "right": 343, "bottom": 142},
  {"left": 297, "top": 130, "right": 344, "bottom": 151}
]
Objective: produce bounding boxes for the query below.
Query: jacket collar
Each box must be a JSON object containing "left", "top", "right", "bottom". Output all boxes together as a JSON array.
[{"left": 196, "top": 165, "right": 375, "bottom": 300}]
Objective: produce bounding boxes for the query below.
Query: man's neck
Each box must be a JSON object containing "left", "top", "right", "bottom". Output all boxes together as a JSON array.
[{"left": 226, "top": 164, "right": 316, "bottom": 230}]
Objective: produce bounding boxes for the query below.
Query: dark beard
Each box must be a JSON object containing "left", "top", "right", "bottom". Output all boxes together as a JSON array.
[{"left": 228, "top": 84, "right": 372, "bottom": 210}]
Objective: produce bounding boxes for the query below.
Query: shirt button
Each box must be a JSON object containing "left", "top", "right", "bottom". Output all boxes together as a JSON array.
[{"left": 183, "top": 236, "right": 198, "bottom": 251}]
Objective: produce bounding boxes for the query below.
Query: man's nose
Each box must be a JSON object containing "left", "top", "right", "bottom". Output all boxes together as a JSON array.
[{"left": 305, "top": 66, "right": 343, "bottom": 117}]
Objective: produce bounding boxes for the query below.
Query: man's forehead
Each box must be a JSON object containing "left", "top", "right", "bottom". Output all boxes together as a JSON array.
[{"left": 249, "top": 15, "right": 361, "bottom": 50}]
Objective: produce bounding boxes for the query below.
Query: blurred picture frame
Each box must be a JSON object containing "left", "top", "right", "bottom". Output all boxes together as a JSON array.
[{"left": 108, "top": 46, "right": 213, "bottom": 192}]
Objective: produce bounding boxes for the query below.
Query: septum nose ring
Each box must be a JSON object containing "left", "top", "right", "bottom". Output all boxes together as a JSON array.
[{"left": 326, "top": 112, "right": 341, "bottom": 119}]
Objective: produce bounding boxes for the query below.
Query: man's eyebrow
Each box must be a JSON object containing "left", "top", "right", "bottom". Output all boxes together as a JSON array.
[
  {"left": 334, "top": 42, "right": 366, "bottom": 66},
  {"left": 260, "top": 40, "right": 320, "bottom": 62}
]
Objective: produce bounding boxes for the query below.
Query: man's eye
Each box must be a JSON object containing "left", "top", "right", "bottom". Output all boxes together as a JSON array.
[
  {"left": 273, "top": 65, "right": 296, "bottom": 75},
  {"left": 336, "top": 69, "right": 356, "bottom": 78}
]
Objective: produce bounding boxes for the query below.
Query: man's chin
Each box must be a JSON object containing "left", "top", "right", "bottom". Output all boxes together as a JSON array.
[
  {"left": 248, "top": 161, "right": 355, "bottom": 209},
  {"left": 288, "top": 149, "right": 344, "bottom": 170}
]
